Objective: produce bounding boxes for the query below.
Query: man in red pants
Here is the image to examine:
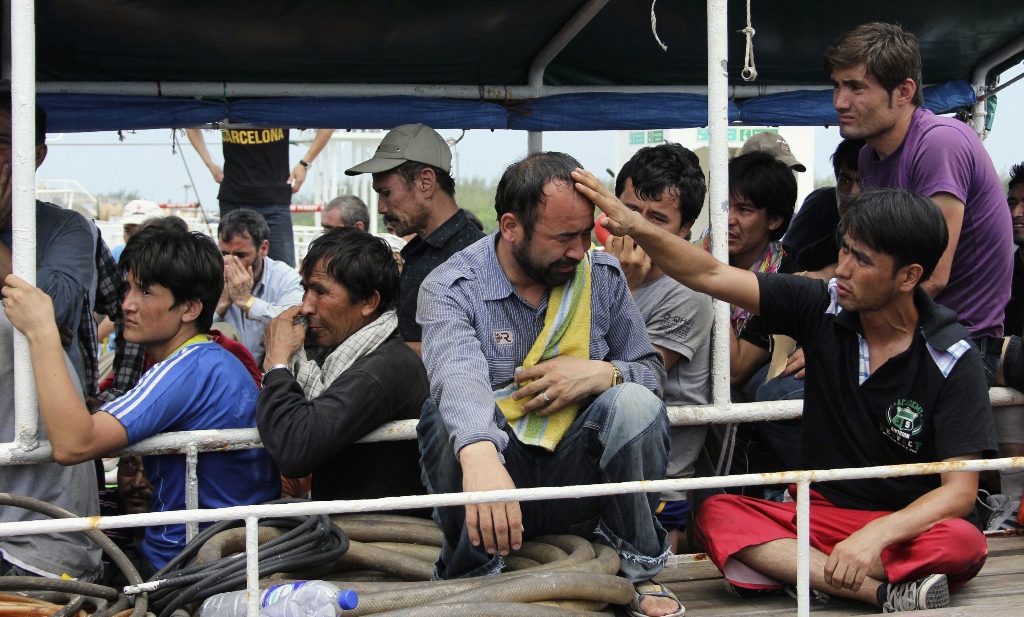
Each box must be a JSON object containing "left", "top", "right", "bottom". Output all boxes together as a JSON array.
[{"left": 573, "top": 168, "right": 997, "bottom": 613}]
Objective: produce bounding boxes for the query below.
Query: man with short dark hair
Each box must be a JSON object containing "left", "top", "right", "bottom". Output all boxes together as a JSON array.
[
  {"left": 722, "top": 152, "right": 798, "bottom": 390},
  {"left": 826, "top": 22, "right": 1013, "bottom": 385},
  {"left": 3, "top": 225, "right": 280, "bottom": 572},
  {"left": 417, "top": 152, "right": 681, "bottom": 617},
  {"left": 257, "top": 228, "right": 429, "bottom": 502},
  {"left": 215, "top": 208, "right": 303, "bottom": 365},
  {"left": 346, "top": 124, "right": 484, "bottom": 354},
  {"left": 322, "top": 194, "right": 370, "bottom": 231},
  {"left": 579, "top": 167, "right": 997, "bottom": 612},
  {"left": 604, "top": 143, "right": 712, "bottom": 552},
  {"left": 987, "top": 163, "right": 1024, "bottom": 529},
  {"left": 783, "top": 138, "right": 865, "bottom": 271}
]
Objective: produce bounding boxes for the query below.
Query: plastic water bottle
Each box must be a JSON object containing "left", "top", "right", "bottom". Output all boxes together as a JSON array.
[{"left": 198, "top": 581, "right": 358, "bottom": 617}]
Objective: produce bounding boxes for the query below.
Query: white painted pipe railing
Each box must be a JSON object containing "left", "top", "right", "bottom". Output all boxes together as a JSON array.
[
  {"left": 10, "top": 0, "right": 37, "bottom": 453},
  {"left": 0, "top": 456, "right": 1017, "bottom": 617},
  {"left": 35, "top": 82, "right": 834, "bottom": 99},
  {"left": 707, "top": 0, "right": 732, "bottom": 412}
]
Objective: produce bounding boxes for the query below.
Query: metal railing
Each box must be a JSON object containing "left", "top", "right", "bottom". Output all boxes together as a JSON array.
[{"left": 6, "top": 2, "right": 1023, "bottom": 617}]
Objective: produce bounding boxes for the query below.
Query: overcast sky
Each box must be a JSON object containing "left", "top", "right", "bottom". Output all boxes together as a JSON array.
[{"left": 40, "top": 67, "right": 1024, "bottom": 209}]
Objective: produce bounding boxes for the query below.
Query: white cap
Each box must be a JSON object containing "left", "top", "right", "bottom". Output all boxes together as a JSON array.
[
  {"left": 121, "top": 200, "right": 163, "bottom": 226},
  {"left": 375, "top": 233, "right": 407, "bottom": 253}
]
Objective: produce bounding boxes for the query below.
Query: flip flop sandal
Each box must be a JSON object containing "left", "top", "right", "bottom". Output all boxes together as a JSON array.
[{"left": 627, "top": 581, "right": 686, "bottom": 617}]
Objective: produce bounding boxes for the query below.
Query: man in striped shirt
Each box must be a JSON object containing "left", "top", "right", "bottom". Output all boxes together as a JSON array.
[
  {"left": 416, "top": 152, "right": 682, "bottom": 617},
  {"left": 3, "top": 224, "right": 279, "bottom": 574}
]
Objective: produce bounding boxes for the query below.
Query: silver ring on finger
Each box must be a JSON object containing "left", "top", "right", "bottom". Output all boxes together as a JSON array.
[{"left": 541, "top": 391, "right": 551, "bottom": 404}]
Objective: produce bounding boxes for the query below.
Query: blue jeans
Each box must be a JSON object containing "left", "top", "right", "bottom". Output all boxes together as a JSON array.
[
  {"left": 219, "top": 202, "right": 295, "bottom": 267},
  {"left": 751, "top": 366, "right": 806, "bottom": 471},
  {"left": 417, "top": 383, "right": 670, "bottom": 583}
]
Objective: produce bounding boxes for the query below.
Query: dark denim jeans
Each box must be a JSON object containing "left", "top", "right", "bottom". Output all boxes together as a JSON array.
[
  {"left": 417, "top": 383, "right": 670, "bottom": 583},
  {"left": 752, "top": 365, "right": 806, "bottom": 472},
  {"left": 219, "top": 202, "right": 295, "bottom": 267}
]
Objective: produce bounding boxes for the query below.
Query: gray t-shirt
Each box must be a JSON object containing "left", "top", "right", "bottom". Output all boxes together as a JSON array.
[
  {"left": 635, "top": 274, "right": 713, "bottom": 500},
  {"left": 635, "top": 274, "right": 713, "bottom": 406},
  {"left": 0, "top": 313, "right": 102, "bottom": 578}
]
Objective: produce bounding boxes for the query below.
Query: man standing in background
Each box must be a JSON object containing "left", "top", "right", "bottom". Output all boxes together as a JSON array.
[{"left": 187, "top": 126, "right": 334, "bottom": 266}]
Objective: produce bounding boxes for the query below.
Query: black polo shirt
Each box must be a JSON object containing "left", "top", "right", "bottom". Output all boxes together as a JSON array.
[
  {"left": 399, "top": 209, "right": 486, "bottom": 342},
  {"left": 757, "top": 273, "right": 997, "bottom": 512},
  {"left": 1004, "top": 249, "right": 1024, "bottom": 338}
]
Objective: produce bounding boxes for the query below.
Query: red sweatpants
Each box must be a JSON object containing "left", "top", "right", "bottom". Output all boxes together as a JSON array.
[{"left": 695, "top": 489, "right": 987, "bottom": 591}]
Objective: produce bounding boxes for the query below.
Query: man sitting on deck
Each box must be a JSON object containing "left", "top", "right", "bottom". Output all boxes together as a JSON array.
[
  {"left": 256, "top": 228, "right": 429, "bottom": 503},
  {"left": 574, "top": 169, "right": 997, "bottom": 613},
  {"left": 2, "top": 225, "right": 280, "bottom": 574},
  {"left": 416, "top": 152, "right": 681, "bottom": 617}
]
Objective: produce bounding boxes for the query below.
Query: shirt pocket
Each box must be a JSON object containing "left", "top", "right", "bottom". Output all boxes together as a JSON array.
[{"left": 486, "top": 357, "right": 517, "bottom": 390}]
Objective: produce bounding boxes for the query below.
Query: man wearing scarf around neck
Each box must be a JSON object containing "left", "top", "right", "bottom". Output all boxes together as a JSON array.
[
  {"left": 256, "top": 228, "right": 429, "bottom": 503},
  {"left": 717, "top": 152, "right": 798, "bottom": 394},
  {"left": 416, "top": 152, "right": 681, "bottom": 617}
]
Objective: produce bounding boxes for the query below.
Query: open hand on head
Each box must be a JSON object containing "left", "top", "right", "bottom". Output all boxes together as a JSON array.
[{"left": 571, "top": 168, "right": 644, "bottom": 238}]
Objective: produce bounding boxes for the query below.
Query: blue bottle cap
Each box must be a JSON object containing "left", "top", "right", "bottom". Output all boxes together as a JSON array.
[{"left": 336, "top": 590, "right": 358, "bottom": 611}]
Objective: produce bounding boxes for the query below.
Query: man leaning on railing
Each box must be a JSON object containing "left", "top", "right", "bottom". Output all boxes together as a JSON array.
[
  {"left": 2, "top": 224, "right": 280, "bottom": 577},
  {"left": 575, "top": 167, "right": 998, "bottom": 613}
]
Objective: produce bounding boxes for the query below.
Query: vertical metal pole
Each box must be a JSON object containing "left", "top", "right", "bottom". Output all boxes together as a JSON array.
[
  {"left": 185, "top": 445, "right": 199, "bottom": 541},
  {"left": 11, "top": 0, "right": 38, "bottom": 451},
  {"left": 245, "top": 516, "right": 260, "bottom": 617},
  {"left": 707, "top": 0, "right": 731, "bottom": 410},
  {"left": 796, "top": 480, "right": 811, "bottom": 617},
  {"left": 527, "top": 132, "right": 543, "bottom": 154}
]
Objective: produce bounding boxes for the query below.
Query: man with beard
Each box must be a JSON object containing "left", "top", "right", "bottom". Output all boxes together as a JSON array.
[
  {"left": 255, "top": 228, "right": 429, "bottom": 503},
  {"left": 416, "top": 153, "right": 681, "bottom": 617},
  {"left": 578, "top": 167, "right": 996, "bottom": 612},
  {"left": 215, "top": 209, "right": 303, "bottom": 365},
  {"left": 345, "top": 124, "right": 484, "bottom": 355}
]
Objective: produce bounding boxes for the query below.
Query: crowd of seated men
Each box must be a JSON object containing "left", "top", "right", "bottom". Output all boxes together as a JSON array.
[{"left": 2, "top": 20, "right": 1023, "bottom": 617}]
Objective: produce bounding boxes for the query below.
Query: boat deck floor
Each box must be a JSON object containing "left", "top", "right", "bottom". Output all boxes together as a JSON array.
[{"left": 650, "top": 534, "right": 1024, "bottom": 616}]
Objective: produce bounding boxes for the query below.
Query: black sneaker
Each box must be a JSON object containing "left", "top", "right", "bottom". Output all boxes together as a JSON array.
[
  {"left": 881, "top": 574, "right": 949, "bottom": 612},
  {"left": 724, "top": 581, "right": 830, "bottom": 605}
]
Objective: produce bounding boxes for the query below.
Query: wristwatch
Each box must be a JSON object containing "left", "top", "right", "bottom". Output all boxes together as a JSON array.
[
  {"left": 610, "top": 363, "right": 624, "bottom": 387},
  {"left": 262, "top": 364, "right": 291, "bottom": 386},
  {"left": 298, "top": 159, "right": 310, "bottom": 168},
  {"left": 243, "top": 296, "right": 257, "bottom": 317}
]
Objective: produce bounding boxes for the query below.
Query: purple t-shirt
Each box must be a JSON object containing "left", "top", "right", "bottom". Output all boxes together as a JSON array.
[{"left": 858, "top": 108, "right": 1013, "bottom": 338}]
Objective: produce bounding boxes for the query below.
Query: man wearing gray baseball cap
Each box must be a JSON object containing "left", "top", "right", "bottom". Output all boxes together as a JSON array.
[
  {"left": 740, "top": 131, "right": 806, "bottom": 172},
  {"left": 346, "top": 124, "right": 484, "bottom": 355}
]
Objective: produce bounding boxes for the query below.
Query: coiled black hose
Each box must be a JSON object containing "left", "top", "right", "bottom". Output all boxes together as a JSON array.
[
  {"left": 145, "top": 502, "right": 350, "bottom": 617},
  {"left": 0, "top": 493, "right": 147, "bottom": 617}
]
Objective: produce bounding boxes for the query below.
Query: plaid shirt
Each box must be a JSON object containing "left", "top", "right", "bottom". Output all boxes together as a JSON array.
[{"left": 79, "top": 229, "right": 145, "bottom": 400}]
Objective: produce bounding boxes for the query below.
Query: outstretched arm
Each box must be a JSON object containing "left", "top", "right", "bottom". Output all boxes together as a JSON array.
[
  {"left": 185, "top": 128, "right": 224, "bottom": 183},
  {"left": 2, "top": 275, "right": 128, "bottom": 464},
  {"left": 572, "top": 168, "right": 761, "bottom": 315}
]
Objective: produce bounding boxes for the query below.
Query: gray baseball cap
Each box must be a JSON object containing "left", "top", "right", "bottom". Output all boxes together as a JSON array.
[
  {"left": 740, "top": 132, "right": 806, "bottom": 172},
  {"left": 345, "top": 124, "right": 452, "bottom": 176}
]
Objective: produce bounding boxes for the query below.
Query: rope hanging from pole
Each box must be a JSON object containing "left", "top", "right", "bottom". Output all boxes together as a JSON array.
[
  {"left": 741, "top": 0, "right": 757, "bottom": 81},
  {"left": 650, "top": 0, "right": 668, "bottom": 52}
]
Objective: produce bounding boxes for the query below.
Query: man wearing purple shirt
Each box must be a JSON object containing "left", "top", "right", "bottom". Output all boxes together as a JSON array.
[{"left": 825, "top": 22, "right": 1014, "bottom": 384}]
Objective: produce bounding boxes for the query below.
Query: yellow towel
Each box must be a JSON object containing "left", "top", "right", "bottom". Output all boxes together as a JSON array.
[{"left": 495, "top": 252, "right": 592, "bottom": 451}]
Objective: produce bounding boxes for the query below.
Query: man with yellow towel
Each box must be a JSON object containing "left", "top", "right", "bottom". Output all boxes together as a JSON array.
[{"left": 417, "top": 152, "right": 681, "bottom": 617}]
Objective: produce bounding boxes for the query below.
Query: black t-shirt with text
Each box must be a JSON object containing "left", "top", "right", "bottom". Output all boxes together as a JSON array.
[
  {"left": 218, "top": 128, "right": 292, "bottom": 206},
  {"left": 756, "top": 273, "right": 997, "bottom": 512}
]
